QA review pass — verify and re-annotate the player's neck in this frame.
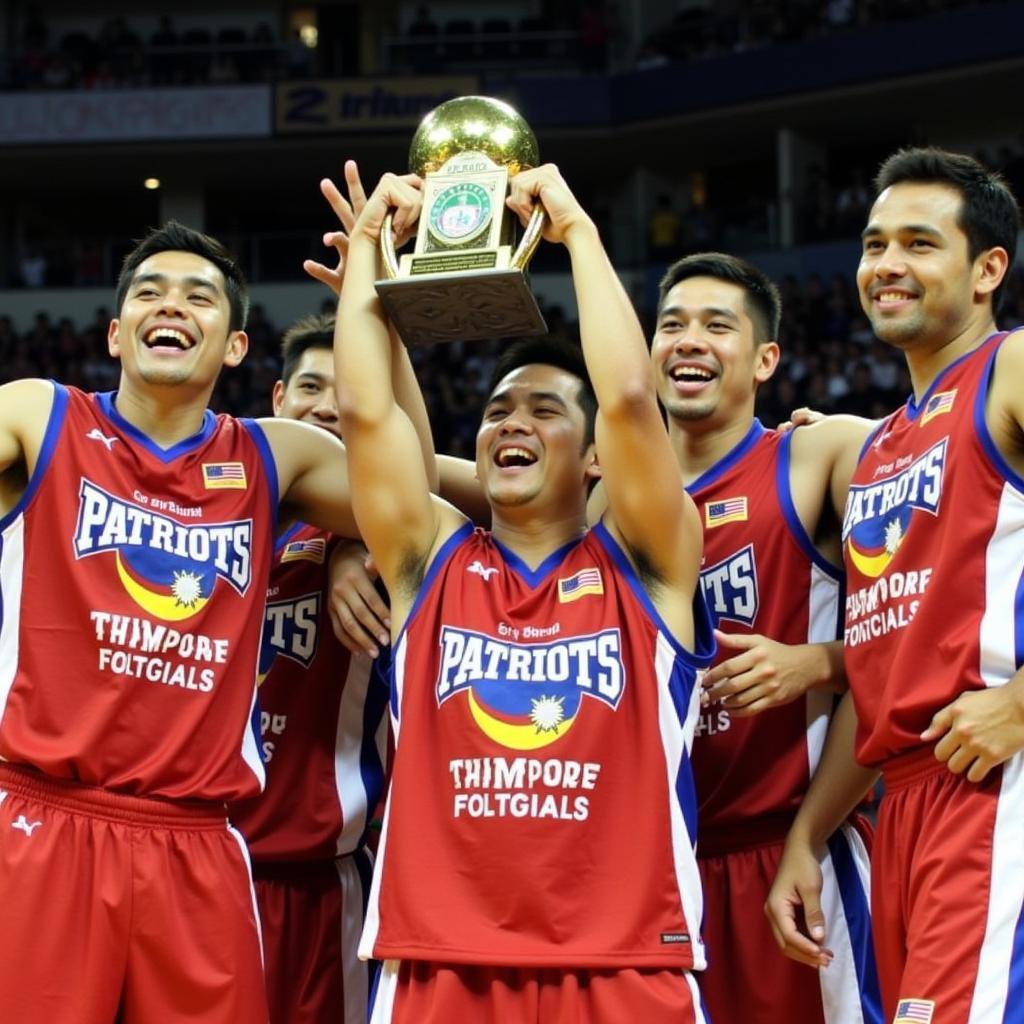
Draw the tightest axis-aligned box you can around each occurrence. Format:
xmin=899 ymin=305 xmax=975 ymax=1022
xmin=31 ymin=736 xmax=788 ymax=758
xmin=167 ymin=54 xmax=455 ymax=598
xmin=904 ymin=314 xmax=999 ymax=402
xmin=114 ymin=380 xmax=214 ymax=449
xmin=668 ymin=414 xmax=756 ymax=486
xmin=490 ymin=509 xmax=588 ymax=570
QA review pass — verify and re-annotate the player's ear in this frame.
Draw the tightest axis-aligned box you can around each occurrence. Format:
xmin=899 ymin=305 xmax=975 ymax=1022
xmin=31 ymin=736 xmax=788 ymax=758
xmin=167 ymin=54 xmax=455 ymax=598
xmin=271 ymin=379 xmax=285 ymax=416
xmin=584 ymin=447 xmax=602 ymax=482
xmin=224 ymin=330 xmax=248 ymax=368
xmin=107 ymin=318 xmax=122 ymax=358
xmin=754 ymin=341 xmax=780 ymax=384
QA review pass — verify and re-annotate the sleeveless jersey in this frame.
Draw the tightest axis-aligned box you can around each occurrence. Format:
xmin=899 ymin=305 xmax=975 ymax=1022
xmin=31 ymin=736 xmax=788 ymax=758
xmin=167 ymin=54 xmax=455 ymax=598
xmin=843 ymin=331 xmax=1024 ymax=767
xmin=689 ymin=423 xmax=842 ymax=834
xmin=0 ymin=385 xmax=276 ymax=801
xmin=361 ymin=521 xmax=715 ymax=969
xmin=230 ymin=523 xmax=389 ymax=861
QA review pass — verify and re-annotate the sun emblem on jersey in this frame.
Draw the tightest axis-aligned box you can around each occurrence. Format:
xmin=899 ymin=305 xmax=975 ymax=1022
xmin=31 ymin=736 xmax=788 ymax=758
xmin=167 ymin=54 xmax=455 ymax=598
xmin=530 ymin=695 xmax=566 ymax=733
xmin=884 ymin=518 xmax=904 ymax=556
xmin=170 ymin=570 xmax=205 ymax=608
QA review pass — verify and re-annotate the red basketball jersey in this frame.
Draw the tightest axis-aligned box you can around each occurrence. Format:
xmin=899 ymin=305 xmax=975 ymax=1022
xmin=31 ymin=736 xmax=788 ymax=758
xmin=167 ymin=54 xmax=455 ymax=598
xmin=361 ymin=522 xmax=715 ymax=969
xmin=230 ymin=523 xmax=389 ymax=861
xmin=0 ymin=385 xmax=275 ymax=801
xmin=843 ymin=331 xmax=1024 ymax=767
xmin=689 ymin=424 xmax=842 ymax=834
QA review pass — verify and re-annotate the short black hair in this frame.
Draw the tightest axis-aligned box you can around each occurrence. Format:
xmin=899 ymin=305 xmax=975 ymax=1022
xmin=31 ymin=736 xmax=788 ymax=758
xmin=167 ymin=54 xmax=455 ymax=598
xmin=486 ymin=337 xmax=597 ymax=447
xmin=874 ymin=147 xmax=1021 ymax=311
xmin=658 ymin=252 xmax=782 ymax=342
xmin=116 ymin=220 xmax=250 ymax=331
xmin=280 ymin=314 xmax=335 ymax=384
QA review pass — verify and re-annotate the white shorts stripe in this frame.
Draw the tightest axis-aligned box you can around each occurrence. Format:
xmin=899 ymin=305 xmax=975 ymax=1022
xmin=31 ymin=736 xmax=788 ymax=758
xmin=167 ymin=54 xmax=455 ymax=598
xmin=368 ymin=959 xmax=400 ymax=1024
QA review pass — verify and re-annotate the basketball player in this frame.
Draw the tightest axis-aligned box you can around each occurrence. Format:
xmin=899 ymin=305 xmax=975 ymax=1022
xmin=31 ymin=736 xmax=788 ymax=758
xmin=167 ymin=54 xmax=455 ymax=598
xmin=0 ymin=215 xmax=406 ymax=1022
xmin=766 ymin=147 xmax=1024 ymax=1024
xmin=335 ymin=165 xmax=713 ymax=1023
xmin=228 ymin=314 xmax=391 ymax=1024
xmin=640 ymin=252 xmax=880 ymax=1023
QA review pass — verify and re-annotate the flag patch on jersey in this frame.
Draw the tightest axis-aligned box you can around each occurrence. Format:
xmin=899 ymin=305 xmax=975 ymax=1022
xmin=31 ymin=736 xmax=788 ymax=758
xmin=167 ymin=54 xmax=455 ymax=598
xmin=281 ymin=538 xmax=326 ymax=564
xmin=558 ymin=568 xmax=603 ymax=603
xmin=920 ymin=389 xmax=956 ymax=426
xmin=202 ymin=462 xmax=247 ymax=489
xmin=894 ymin=999 xmax=935 ymax=1023
xmin=705 ymin=497 xmax=748 ymax=528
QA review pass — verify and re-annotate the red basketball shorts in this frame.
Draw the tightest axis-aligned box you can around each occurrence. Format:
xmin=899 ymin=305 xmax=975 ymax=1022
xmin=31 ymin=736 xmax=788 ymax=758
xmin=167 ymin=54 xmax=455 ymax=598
xmin=698 ymin=815 xmax=881 ymax=1023
xmin=369 ymin=960 xmax=708 ymax=1024
xmin=0 ymin=762 xmax=267 ymax=1024
xmin=254 ymin=849 xmax=375 ymax=1024
xmin=872 ymin=748 xmax=1024 ymax=1024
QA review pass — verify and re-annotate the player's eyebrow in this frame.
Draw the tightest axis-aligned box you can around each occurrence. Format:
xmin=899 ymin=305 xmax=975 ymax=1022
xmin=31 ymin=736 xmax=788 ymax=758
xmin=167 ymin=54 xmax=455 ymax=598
xmin=861 ymin=223 xmax=944 ymax=240
xmin=658 ymin=304 xmax=740 ymax=323
xmin=131 ymin=271 xmax=222 ymax=293
xmin=485 ymin=388 xmax=569 ymax=409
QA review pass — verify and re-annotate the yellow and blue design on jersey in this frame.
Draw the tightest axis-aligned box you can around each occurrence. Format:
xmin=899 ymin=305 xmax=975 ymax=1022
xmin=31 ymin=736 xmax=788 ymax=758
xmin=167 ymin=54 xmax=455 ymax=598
xmin=73 ymin=478 xmax=254 ymax=621
xmin=435 ymin=625 xmax=625 ymax=751
xmin=843 ymin=439 xmax=946 ymax=578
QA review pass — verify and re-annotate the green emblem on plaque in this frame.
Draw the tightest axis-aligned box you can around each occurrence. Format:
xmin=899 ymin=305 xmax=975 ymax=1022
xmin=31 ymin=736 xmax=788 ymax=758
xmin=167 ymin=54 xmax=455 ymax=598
xmin=429 ymin=183 xmax=492 ymax=243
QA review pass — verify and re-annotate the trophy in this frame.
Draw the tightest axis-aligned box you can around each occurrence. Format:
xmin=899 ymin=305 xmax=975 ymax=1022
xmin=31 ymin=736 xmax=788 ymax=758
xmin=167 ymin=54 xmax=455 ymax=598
xmin=375 ymin=95 xmax=548 ymax=347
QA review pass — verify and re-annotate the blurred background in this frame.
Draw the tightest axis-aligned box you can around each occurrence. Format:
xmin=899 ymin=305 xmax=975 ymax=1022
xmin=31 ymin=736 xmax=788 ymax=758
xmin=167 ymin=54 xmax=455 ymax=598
xmin=2 ymin=0 xmax=1023 ymax=454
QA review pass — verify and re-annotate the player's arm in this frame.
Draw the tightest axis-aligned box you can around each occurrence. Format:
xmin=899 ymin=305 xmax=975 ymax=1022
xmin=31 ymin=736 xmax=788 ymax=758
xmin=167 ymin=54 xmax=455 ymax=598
xmin=0 ymin=379 xmax=56 ymax=504
xmin=507 ymin=166 xmax=700 ymax=598
xmin=437 ymin=454 xmax=489 ymax=526
xmin=335 ymin=172 xmax=463 ymax=606
xmin=765 ymin=692 xmax=879 ymax=966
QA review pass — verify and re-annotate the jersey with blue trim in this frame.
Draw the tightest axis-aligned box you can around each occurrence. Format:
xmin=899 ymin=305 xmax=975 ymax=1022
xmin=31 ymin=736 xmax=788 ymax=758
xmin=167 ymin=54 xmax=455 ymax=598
xmin=844 ymin=331 xmax=1024 ymax=767
xmin=360 ymin=522 xmax=715 ymax=968
xmin=229 ymin=523 xmax=389 ymax=861
xmin=0 ymin=385 xmax=276 ymax=801
xmin=690 ymin=423 xmax=842 ymax=835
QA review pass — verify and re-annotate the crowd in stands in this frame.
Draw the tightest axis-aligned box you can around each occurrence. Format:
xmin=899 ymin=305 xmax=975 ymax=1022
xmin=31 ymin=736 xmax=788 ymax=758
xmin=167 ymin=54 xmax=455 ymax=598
xmin=4 ymin=266 xmax=1022 ymax=454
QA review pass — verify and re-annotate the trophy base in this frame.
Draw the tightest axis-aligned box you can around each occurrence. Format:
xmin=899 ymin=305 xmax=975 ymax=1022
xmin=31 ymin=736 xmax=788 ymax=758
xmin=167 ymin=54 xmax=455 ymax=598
xmin=375 ymin=268 xmax=548 ymax=348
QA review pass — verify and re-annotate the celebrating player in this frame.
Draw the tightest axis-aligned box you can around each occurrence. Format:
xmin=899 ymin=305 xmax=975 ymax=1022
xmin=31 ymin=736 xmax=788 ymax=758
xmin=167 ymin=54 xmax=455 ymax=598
xmin=647 ymin=251 xmax=882 ymax=1023
xmin=767 ymin=147 xmax=1024 ymax=1024
xmin=335 ymin=165 xmax=713 ymax=1022
xmin=0 ymin=219 xmax=374 ymax=1022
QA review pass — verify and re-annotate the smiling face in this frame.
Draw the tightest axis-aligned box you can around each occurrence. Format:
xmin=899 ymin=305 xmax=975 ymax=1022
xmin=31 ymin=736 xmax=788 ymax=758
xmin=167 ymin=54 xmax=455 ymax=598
xmin=857 ymin=182 xmax=980 ymax=352
xmin=272 ymin=346 xmax=341 ymax=440
xmin=651 ymin=275 xmax=778 ymax=428
xmin=476 ymin=363 xmax=597 ymax=512
xmin=107 ymin=250 xmax=247 ymax=390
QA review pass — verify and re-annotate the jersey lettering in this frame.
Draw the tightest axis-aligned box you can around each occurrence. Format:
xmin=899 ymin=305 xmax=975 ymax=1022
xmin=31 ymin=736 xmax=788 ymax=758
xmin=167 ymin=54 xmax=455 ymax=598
xmin=262 ymin=593 xmax=321 ymax=668
xmin=700 ymin=544 xmax=759 ymax=627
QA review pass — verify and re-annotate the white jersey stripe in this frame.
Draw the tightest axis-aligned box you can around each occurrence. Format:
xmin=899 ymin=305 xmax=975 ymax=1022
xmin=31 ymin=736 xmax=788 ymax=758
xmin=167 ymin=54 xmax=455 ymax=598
xmin=805 ymin=561 xmax=842 ymax=779
xmin=0 ymin=517 xmax=26 ymax=738
xmin=968 ymin=751 xmax=1024 ymax=1022
xmin=655 ymin=630 xmax=706 ymax=969
xmin=978 ymin=484 xmax=1024 ymax=688
xmin=334 ymin=654 xmax=374 ymax=854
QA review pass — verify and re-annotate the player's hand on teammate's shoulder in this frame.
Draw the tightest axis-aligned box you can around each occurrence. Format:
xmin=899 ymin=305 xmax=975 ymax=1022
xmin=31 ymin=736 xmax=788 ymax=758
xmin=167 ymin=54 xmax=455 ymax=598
xmin=327 ymin=540 xmax=390 ymax=658
xmin=506 ymin=164 xmax=594 ymax=246
xmin=701 ymin=632 xmax=839 ymax=716
xmin=764 ymin=834 xmax=834 ymax=970
xmin=775 ymin=405 xmax=825 ymax=434
xmin=921 ymin=682 xmax=1024 ymax=783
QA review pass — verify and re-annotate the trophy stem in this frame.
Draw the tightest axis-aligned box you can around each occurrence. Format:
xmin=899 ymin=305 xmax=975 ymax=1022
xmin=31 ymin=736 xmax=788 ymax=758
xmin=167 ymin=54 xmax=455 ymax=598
xmin=380 ymin=213 xmax=400 ymax=280
xmin=511 ymin=206 xmax=546 ymax=272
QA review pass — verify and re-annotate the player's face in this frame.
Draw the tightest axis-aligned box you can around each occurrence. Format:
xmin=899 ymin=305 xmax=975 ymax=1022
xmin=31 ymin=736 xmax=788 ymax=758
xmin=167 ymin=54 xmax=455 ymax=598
xmin=476 ymin=364 xmax=596 ymax=510
xmin=272 ymin=347 xmax=341 ymax=440
xmin=857 ymin=182 xmax=978 ymax=351
xmin=108 ymin=250 xmax=247 ymax=389
xmin=651 ymin=276 xmax=777 ymax=426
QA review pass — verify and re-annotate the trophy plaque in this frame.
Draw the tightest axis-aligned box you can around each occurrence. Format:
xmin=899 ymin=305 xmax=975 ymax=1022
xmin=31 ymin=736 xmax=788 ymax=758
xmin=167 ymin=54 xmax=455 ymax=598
xmin=375 ymin=95 xmax=548 ymax=347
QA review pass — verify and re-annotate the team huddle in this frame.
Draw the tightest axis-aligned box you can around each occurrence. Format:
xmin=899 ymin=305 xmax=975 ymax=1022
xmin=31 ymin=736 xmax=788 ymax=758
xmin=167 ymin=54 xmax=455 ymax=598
xmin=0 ymin=146 xmax=1021 ymax=1024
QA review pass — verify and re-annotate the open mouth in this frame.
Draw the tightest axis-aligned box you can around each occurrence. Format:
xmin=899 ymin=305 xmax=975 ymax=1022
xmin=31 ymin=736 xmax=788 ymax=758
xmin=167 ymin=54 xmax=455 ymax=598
xmin=494 ymin=445 xmax=538 ymax=468
xmin=669 ymin=364 xmax=718 ymax=388
xmin=143 ymin=326 xmax=195 ymax=351
xmin=872 ymin=289 xmax=917 ymax=306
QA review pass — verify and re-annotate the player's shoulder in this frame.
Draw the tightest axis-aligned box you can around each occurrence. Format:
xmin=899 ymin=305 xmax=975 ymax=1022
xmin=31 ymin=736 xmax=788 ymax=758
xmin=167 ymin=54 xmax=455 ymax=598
xmin=0 ymin=378 xmax=58 ymax=428
xmin=788 ymin=414 xmax=877 ymax=468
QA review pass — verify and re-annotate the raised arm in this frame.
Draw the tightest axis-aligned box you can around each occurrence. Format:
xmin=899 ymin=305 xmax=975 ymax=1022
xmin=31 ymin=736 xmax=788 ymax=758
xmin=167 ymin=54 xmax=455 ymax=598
xmin=507 ymin=167 xmax=700 ymax=599
xmin=335 ymin=173 xmax=463 ymax=611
